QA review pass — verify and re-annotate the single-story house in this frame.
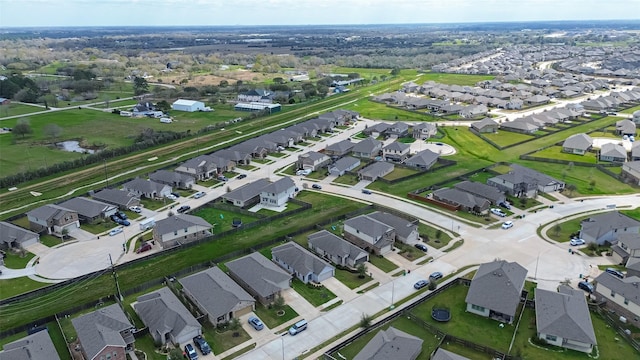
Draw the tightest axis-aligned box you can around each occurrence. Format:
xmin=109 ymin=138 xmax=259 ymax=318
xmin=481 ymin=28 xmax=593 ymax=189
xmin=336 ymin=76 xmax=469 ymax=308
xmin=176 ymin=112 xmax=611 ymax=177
xmin=222 ymin=178 xmax=271 ymax=208
xmin=328 ymin=156 xmax=361 ymax=176
xmin=133 ymin=287 xmax=202 ymax=346
xmin=465 ymin=260 xmax=527 ymax=324
xmin=226 ymin=252 xmax=291 ymax=305
xmin=175 ymin=155 xmax=218 ymax=181
xmin=460 ymin=104 xmax=488 ymax=119
xmin=91 ymin=188 xmax=140 ymax=210
xmin=297 ymin=151 xmax=331 ymax=171
xmin=616 ymin=119 xmax=637 ymax=137
xmin=594 ymin=273 xmax=640 ymax=328
xmin=58 ymin=197 xmax=117 ymax=223
xmin=71 ymin=304 xmax=136 ymax=360
xmin=487 ymin=164 xmax=564 ymax=198
xmin=525 ymin=95 xmax=550 ymax=106
xmin=358 ymin=162 xmax=395 ymax=181
xmin=353 ymin=327 xmax=423 ymax=360
xmin=237 ymin=89 xmax=273 ymax=103
xmin=272 ymin=242 xmax=335 ymax=284
xmin=470 ymin=118 xmax=499 ymax=133
xmin=500 ymin=120 xmax=539 ymax=134
xmin=599 ymin=143 xmax=627 ymax=163
xmin=412 ymin=123 xmax=438 ymax=139
xmin=307 ymin=230 xmax=369 ymax=268
xmin=431 ymin=188 xmax=491 ymax=214
xmin=404 ymin=149 xmax=439 ymax=170
xmin=0 ymin=222 xmax=40 ymax=250
xmin=632 ymin=143 xmax=640 ymax=161
xmin=382 ymin=141 xmax=411 ymax=162
xmin=431 ymin=348 xmax=470 ymax=360
xmin=367 ymin=211 xmax=419 ymax=244
xmin=26 ymin=204 xmax=80 ymax=236
xmin=621 ymin=161 xmax=640 ymax=185
xmin=260 ymin=176 xmax=297 ymax=208
xmin=153 ymin=214 xmax=213 ymax=248
xmin=149 ymin=170 xmax=195 ymax=190
xmin=562 ymin=133 xmax=593 ymax=155
xmin=535 ymin=287 xmax=597 ymax=353
xmin=362 ymin=122 xmax=392 ymax=138
xmin=0 ymin=329 xmax=61 ymax=360
xmin=172 ymin=99 xmax=206 ymax=112
xmin=180 ymin=267 xmax=255 ymax=326
xmin=122 ymin=178 xmax=172 ymax=199
xmin=454 ymin=180 xmax=506 ymax=205
xmin=351 ymin=137 xmax=383 ymax=159
xmin=579 ymin=211 xmax=640 ymax=245
xmin=325 ymin=139 xmax=354 ymax=157
xmin=343 ymin=215 xmax=395 ymax=255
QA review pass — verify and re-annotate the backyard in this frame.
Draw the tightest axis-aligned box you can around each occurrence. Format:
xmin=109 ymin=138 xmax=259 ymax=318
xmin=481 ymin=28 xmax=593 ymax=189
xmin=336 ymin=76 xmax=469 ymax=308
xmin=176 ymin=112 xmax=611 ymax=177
xmin=482 ymin=131 xmax=535 ymax=148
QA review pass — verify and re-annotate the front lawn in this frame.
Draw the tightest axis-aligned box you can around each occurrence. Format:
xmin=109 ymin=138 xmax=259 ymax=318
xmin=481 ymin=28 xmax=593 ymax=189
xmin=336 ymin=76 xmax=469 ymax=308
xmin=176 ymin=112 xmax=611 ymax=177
xmin=2 ymin=251 xmax=35 ymax=269
xmin=332 ymin=174 xmax=360 ymax=186
xmin=368 ymin=255 xmax=399 ymax=273
xmin=204 ymin=322 xmax=251 ymax=355
xmin=547 ymin=216 xmax=588 ymax=243
xmin=419 ymin=222 xmax=453 ymax=248
xmin=507 ymin=195 xmax=543 ymax=210
xmin=40 ymin=234 xmax=64 ymax=247
xmin=290 ymin=279 xmax=337 ymax=307
xmin=334 ymin=267 xmax=373 ymax=289
xmin=253 ymin=302 xmax=299 ymax=329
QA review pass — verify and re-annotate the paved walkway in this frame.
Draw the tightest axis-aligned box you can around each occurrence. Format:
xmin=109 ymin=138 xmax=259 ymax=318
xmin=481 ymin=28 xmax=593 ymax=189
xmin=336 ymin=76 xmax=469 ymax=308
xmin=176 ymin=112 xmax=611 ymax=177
xmin=321 ymin=277 xmax=357 ymax=303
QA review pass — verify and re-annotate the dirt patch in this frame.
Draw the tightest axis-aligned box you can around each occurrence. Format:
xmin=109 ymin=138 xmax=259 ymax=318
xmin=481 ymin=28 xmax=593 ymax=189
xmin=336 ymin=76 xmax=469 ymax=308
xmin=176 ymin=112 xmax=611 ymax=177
xmin=156 ymin=70 xmax=273 ymax=87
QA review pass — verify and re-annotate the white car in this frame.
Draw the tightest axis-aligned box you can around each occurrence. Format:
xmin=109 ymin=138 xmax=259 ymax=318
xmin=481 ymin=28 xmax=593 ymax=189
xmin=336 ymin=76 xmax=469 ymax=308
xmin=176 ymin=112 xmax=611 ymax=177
xmin=491 ymin=208 xmax=506 ymax=217
xmin=128 ymin=206 xmax=142 ymax=213
xmin=570 ymin=238 xmax=586 ymax=246
xmin=501 ymin=221 xmax=513 ymax=229
xmin=166 ymin=194 xmax=177 ymax=200
xmin=109 ymin=227 xmax=124 ymax=236
xmin=193 ymin=191 xmax=206 ymax=199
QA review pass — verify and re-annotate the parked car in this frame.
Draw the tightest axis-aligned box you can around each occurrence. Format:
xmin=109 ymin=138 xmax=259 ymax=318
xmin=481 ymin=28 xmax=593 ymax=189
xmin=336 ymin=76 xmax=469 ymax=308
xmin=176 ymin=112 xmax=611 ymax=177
xmin=129 ymin=206 xmax=142 ymax=213
xmin=238 ymin=174 xmax=247 ymax=179
xmin=312 ymin=184 xmax=322 ymax=189
xmin=166 ymin=194 xmax=177 ymax=200
xmin=116 ymin=211 xmax=127 ymax=220
xmin=177 ymin=205 xmax=191 ymax=214
xmin=491 ymin=208 xmax=506 ymax=217
xmin=414 ymin=280 xmax=429 ymax=290
xmin=109 ymin=227 xmax=123 ymax=236
xmin=136 ymin=242 xmax=152 ymax=254
xmin=570 ymin=238 xmax=586 ymax=246
xmin=193 ymin=191 xmax=206 ymax=199
xmin=119 ymin=219 xmax=131 ymax=227
xmin=248 ymin=316 xmax=264 ymax=331
xmin=362 ymin=189 xmax=372 ymax=195
xmin=184 ymin=344 xmax=198 ymax=360
xmin=498 ymin=202 xmax=511 ymax=210
xmin=288 ymin=319 xmax=307 ymax=335
xmin=171 ymin=192 xmax=180 ymax=198
xmin=218 ymin=176 xmax=228 ymax=181
xmin=110 ymin=214 xmax=121 ymax=223
xmin=578 ymin=281 xmax=594 ymax=293
xmin=192 ymin=335 xmax=211 ymax=355
xmin=429 ymin=272 xmax=443 ymax=280
xmin=414 ymin=243 xmax=428 ymax=252
xmin=501 ymin=221 xmax=513 ymax=229
xmin=605 ymin=268 xmax=625 ymax=279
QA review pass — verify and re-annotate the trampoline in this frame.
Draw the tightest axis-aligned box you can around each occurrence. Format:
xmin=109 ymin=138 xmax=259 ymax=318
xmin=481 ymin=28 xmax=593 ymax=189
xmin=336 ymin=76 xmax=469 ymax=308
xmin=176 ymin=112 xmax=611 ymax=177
xmin=431 ymin=307 xmax=451 ymax=322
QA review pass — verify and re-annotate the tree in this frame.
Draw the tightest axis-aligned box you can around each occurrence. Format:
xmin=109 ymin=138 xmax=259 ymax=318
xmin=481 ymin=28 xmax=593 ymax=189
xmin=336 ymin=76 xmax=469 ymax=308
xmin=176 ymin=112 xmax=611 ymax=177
xmin=356 ymin=263 xmax=368 ymax=279
xmin=588 ymin=180 xmax=596 ymax=190
xmin=44 ymin=124 xmax=63 ymax=143
xmin=13 ymin=118 xmax=33 ymax=138
xmin=133 ymin=76 xmax=149 ymax=95
xmin=274 ymin=293 xmax=285 ymax=309
xmin=565 ymin=184 xmax=577 ymax=196
xmin=390 ymin=68 xmax=401 ymax=76
xmin=273 ymin=77 xmax=284 ymax=84
xmin=359 ymin=313 xmax=372 ymax=328
xmin=156 ymin=100 xmax=171 ymax=113
xmin=168 ymin=348 xmax=183 ymax=360
xmin=229 ymin=318 xmax=240 ymax=331
xmin=553 ymin=224 xmax=562 ymax=237
xmin=219 ymin=80 xmax=229 ymax=87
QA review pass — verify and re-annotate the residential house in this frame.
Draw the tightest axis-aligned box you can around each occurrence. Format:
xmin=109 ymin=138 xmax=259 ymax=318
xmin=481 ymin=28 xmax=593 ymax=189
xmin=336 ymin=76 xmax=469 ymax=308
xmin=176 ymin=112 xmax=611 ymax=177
xmin=343 ymin=215 xmax=395 ymax=255
xmin=627 ymin=258 xmax=640 ymax=278
xmin=153 ymin=214 xmax=213 ymax=248
xmin=579 ymin=211 xmax=640 ymax=245
xmin=172 ymin=99 xmax=206 ymax=112
xmin=358 ymin=162 xmax=395 ymax=181
xmin=149 ymin=170 xmax=195 ymax=190
xmin=26 ymin=204 xmax=79 ymax=236
xmin=525 ymin=95 xmax=550 ymax=106
xmin=633 ymin=110 xmax=640 ymax=126
xmin=222 ymin=178 xmax=271 ymax=208
xmin=180 ymin=267 xmax=255 ymax=326
xmin=91 ymin=188 xmax=140 ymax=210
xmin=226 ymin=252 xmax=291 ymax=305
xmin=0 ymin=329 xmax=60 ymax=360
xmin=58 ymin=197 xmax=117 ymax=223
xmin=328 ymin=156 xmax=361 ymax=176
xmin=431 ymin=348 xmax=470 ymax=360
xmin=470 ymin=118 xmax=499 ymax=133
xmin=594 ymin=273 xmax=640 ymax=328
xmin=122 ymin=178 xmax=172 ymax=199
xmin=132 ymin=101 xmax=157 ymax=116
xmin=353 ymin=327 xmax=423 ymax=360
xmin=460 ymin=104 xmax=488 ymax=119
xmin=386 ymin=122 xmax=409 ymax=138
xmin=383 ymin=141 xmax=411 ymax=162
xmin=237 ymin=89 xmax=273 ymax=103
xmin=616 ymin=119 xmax=637 ymax=137
xmin=404 ymin=149 xmax=439 ymax=170
xmin=611 ymin=234 xmax=640 ymax=266
xmin=325 ymin=140 xmax=354 ymax=158
xmin=599 ymin=143 xmax=627 ymax=163
xmin=297 ymin=151 xmax=331 ymax=171
xmin=487 ymin=164 xmax=564 ymax=198
xmin=412 ymin=123 xmax=438 ymax=140
xmin=351 ymin=138 xmax=383 ymax=159
xmin=465 ymin=260 xmax=527 ymax=324
xmin=260 ymin=177 xmax=297 ymax=207
xmin=621 ymin=161 xmax=640 ymax=185
xmin=439 ymin=104 xmax=464 ymax=115
xmin=71 ymin=304 xmax=135 ymax=360
xmin=632 ymin=143 xmax=640 ymax=161
xmin=0 ymin=222 xmax=40 ymax=250
xmin=271 ymin=242 xmax=335 ymax=284
xmin=454 ymin=180 xmax=506 ymax=205
xmin=505 ymin=98 xmax=524 ymax=110
xmin=535 ymin=287 xmax=597 ymax=353
xmin=562 ymin=133 xmax=593 ymax=155
xmin=175 ymin=155 xmax=218 ymax=181
xmin=133 ymin=287 xmax=202 ymax=345
xmin=431 ymin=188 xmax=491 ymax=214
xmin=367 ymin=211 xmax=419 ymax=244
xmin=308 ymin=230 xmax=369 ymax=268
xmin=0 ymin=97 xmax=11 ymax=106
xmin=215 ymin=149 xmax=252 ymax=166
xmin=362 ymin=122 xmax=392 ymax=138
xmin=500 ymin=120 xmax=539 ymax=134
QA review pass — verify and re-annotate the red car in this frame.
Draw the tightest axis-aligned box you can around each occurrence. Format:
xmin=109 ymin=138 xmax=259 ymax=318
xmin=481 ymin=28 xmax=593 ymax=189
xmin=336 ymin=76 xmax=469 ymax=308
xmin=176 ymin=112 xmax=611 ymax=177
xmin=136 ymin=242 xmax=152 ymax=254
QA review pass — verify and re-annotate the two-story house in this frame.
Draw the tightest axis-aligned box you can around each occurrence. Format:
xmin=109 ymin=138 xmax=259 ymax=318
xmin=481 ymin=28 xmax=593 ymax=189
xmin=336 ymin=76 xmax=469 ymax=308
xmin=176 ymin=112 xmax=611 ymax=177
xmin=297 ymin=151 xmax=331 ymax=171
xmin=260 ymin=177 xmax=297 ymax=208
xmin=382 ymin=141 xmax=411 ymax=162
xmin=71 ymin=304 xmax=136 ymax=360
xmin=26 ymin=204 xmax=80 ymax=236
xmin=153 ymin=214 xmax=213 ymax=248
xmin=343 ymin=215 xmax=395 ymax=255
xmin=308 ymin=230 xmax=369 ymax=268
xmin=594 ymin=273 xmax=640 ymax=328
xmin=579 ymin=211 xmax=640 ymax=245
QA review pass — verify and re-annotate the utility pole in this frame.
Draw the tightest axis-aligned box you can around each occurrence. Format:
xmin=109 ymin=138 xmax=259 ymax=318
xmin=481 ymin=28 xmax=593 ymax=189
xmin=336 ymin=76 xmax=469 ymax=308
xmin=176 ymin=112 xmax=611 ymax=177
xmin=534 ymin=253 xmax=540 ymax=280
xmin=103 ymin=159 xmax=109 ymax=187
xmin=109 ymin=254 xmax=123 ymax=301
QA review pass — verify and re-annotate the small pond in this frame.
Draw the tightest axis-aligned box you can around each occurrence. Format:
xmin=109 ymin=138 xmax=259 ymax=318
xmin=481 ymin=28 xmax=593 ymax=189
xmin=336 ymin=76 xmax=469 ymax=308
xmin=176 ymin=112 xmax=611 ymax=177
xmin=57 ymin=140 xmax=96 ymax=154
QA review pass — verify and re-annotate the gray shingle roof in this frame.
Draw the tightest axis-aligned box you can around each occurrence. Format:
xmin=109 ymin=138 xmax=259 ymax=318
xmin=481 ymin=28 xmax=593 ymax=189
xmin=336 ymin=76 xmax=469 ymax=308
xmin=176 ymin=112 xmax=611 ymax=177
xmin=383 ymin=141 xmax=410 ymax=152
xmin=149 ymin=170 xmax=194 ymax=185
xmin=308 ymin=230 xmax=368 ymax=263
xmin=431 ymin=348 xmax=470 ymax=360
xmin=180 ymin=267 xmax=254 ymax=319
xmin=345 ymin=215 xmax=394 ymax=242
xmin=58 ymin=197 xmax=116 ymax=218
xmin=600 ymin=143 xmax=627 ymax=159
xmin=92 ymin=188 xmax=139 ymax=207
xmin=454 ymin=181 xmax=504 ymax=204
xmin=261 ymin=177 xmax=295 ymax=195
xmin=272 ymin=242 xmax=334 ymax=277
xmin=465 ymin=260 xmax=527 ymax=318
xmin=358 ymin=162 xmax=394 ymax=178
xmin=299 ymin=151 xmax=328 ymax=162
xmin=562 ymin=133 xmax=593 ymax=151
xmin=325 ymin=139 xmax=354 ymax=153
xmin=352 ymin=137 xmax=382 ymax=154
xmin=133 ymin=287 xmax=201 ymax=343
xmin=471 ymin=118 xmax=498 ymax=131
xmin=123 ymin=178 xmax=170 ymax=194
xmin=0 ymin=329 xmax=61 ymax=360
xmin=223 ymin=178 xmax=271 ymax=203
xmin=331 ymin=156 xmax=360 ymax=173
xmin=617 ymin=233 xmax=640 ymax=251
xmin=432 ymin=188 xmax=490 ymax=209
xmin=155 ymin=214 xmax=212 ymax=236
xmin=26 ymin=204 xmax=75 ymax=222
xmin=404 ymin=149 xmax=439 ymax=168
xmin=0 ymin=222 xmax=39 ymax=246
xmin=353 ymin=326 xmax=423 ymax=360
xmin=366 ymin=212 xmax=417 ymax=241
xmin=595 ymin=274 xmax=640 ymax=307
xmin=494 ymin=164 xmax=563 ymax=188
xmin=581 ymin=211 xmax=640 ymax=241
xmin=226 ymin=253 xmax=291 ymax=298
xmin=71 ymin=304 xmax=134 ymax=360
xmin=535 ymin=287 xmax=597 ymax=345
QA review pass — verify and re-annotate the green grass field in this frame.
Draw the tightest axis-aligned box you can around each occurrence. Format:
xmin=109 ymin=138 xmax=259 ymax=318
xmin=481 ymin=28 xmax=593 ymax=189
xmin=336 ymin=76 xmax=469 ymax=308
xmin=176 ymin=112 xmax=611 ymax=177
xmin=290 ymin=279 xmax=337 ymax=307
xmin=192 ymin=205 xmax=262 ymax=233
xmin=415 ymin=73 xmax=495 ymax=86
xmin=530 ymin=146 xmax=598 ymax=164
xmin=0 ymin=103 xmax=47 ymax=118
xmin=482 ymin=130 xmax=535 ymax=147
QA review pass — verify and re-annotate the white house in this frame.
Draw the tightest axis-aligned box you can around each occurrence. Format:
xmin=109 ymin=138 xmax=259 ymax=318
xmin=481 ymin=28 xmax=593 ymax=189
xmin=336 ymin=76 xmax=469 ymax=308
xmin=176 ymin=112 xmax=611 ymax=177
xmin=260 ymin=177 xmax=296 ymax=207
xmin=172 ymin=99 xmax=206 ymax=112
xmin=153 ymin=214 xmax=213 ymax=248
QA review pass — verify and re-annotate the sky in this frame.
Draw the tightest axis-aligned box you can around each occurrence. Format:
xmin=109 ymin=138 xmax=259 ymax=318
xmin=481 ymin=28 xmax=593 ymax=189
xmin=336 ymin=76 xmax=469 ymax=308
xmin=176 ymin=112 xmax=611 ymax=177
xmin=0 ymin=0 xmax=638 ymax=28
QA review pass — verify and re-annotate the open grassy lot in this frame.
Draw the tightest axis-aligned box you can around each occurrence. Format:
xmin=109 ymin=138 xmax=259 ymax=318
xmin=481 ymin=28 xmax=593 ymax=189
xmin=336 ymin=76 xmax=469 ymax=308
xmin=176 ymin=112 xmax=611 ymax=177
xmin=192 ymin=205 xmax=262 ymax=233
xmin=290 ymin=278 xmax=337 ymax=307
xmin=415 ymin=73 xmax=495 ymax=86
xmin=0 ymin=103 xmax=47 ymax=118
xmin=530 ymin=146 xmax=598 ymax=163
xmin=620 ymin=105 xmax=640 ymax=114
xmin=482 ymin=131 xmax=535 ymax=147
xmin=253 ymin=302 xmax=299 ymax=329
xmin=382 ymin=166 xmax=420 ymax=180
xmin=0 ymin=276 xmax=53 ymax=299
xmin=169 ymin=104 xmax=249 ymax=124
xmin=345 ymin=98 xmax=438 ymax=122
